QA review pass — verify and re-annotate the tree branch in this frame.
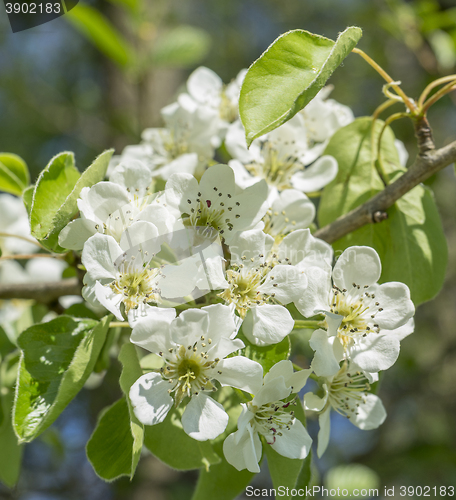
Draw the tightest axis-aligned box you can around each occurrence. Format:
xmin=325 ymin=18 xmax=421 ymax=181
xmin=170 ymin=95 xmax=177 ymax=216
xmin=0 ymin=278 xmax=82 ymax=303
xmin=314 ymin=139 xmax=456 ymax=244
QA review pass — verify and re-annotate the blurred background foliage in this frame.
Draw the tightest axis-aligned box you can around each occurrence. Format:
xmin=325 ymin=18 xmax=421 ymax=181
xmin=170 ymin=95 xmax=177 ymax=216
xmin=0 ymin=0 xmax=455 ymax=498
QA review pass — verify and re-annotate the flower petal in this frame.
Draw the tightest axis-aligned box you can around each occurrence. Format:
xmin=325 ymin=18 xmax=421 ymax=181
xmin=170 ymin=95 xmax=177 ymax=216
xmin=309 ymin=329 xmax=342 ymax=377
xmin=223 ymin=424 xmax=262 ymax=473
xmin=369 ymin=282 xmax=415 ymax=330
xmin=317 ymin=409 xmax=331 ymax=458
xmin=129 ymin=306 xmax=176 ymax=353
xmin=242 ymin=305 xmax=294 ymax=346
xmin=181 ymin=393 xmax=228 ymax=441
xmin=349 ymin=334 xmax=400 ymax=373
xmin=129 ymin=372 xmax=173 ymax=426
xmin=349 ymin=393 xmax=386 ymax=430
xmin=291 ymin=155 xmax=338 ymax=192
xmin=333 ymin=246 xmax=381 ymax=291
xmin=215 ymin=356 xmax=264 ymax=394
xmin=270 ymin=418 xmax=312 ymax=460
xmin=296 ymin=265 xmax=332 ymax=317
xmin=82 ymin=233 xmax=123 ymax=281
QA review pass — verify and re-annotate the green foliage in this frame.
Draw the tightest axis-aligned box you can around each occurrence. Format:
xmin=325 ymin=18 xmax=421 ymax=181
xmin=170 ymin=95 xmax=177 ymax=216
xmin=29 ymin=149 xmax=113 ymax=252
xmin=239 ymin=27 xmax=362 ymax=145
xmin=0 ymin=153 xmax=30 ymax=196
xmin=22 ymin=185 xmax=34 ymax=216
xmin=263 ymin=399 xmax=310 ymax=496
xmin=13 ymin=316 xmax=111 ymax=443
xmin=66 ymin=5 xmax=133 ymax=67
xmin=30 ymin=152 xmax=80 ymax=241
xmin=318 ymin=117 xmax=448 ymax=305
xmin=151 ymin=26 xmax=212 ymax=68
xmin=86 ymin=398 xmax=139 ymax=481
xmin=238 ymin=331 xmax=291 ymax=374
xmin=0 ymin=353 xmax=23 ymax=487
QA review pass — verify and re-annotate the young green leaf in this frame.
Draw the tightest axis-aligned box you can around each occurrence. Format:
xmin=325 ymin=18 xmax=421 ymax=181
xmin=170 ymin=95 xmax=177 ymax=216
xmin=238 ymin=330 xmax=291 ymax=374
xmin=30 ymin=152 xmax=80 ymax=241
xmin=239 ymin=27 xmax=362 ymax=145
xmin=13 ymin=315 xmax=111 ymax=443
xmin=318 ymin=117 xmax=447 ymax=305
xmin=0 ymin=153 xmax=30 ymax=196
xmin=46 ymin=149 xmax=114 ymax=252
xmin=86 ymin=398 xmax=139 ymax=482
xmin=22 ymin=185 xmax=34 ymax=216
xmin=0 ymin=353 xmax=23 ymax=487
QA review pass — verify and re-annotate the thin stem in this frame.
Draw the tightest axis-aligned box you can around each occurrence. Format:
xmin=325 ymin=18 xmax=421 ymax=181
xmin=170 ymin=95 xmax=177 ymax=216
xmin=0 ymin=253 xmax=66 ymax=261
xmin=0 ymin=232 xmax=47 ymax=250
xmin=293 ymin=320 xmax=323 ymax=330
xmin=376 ymin=112 xmax=409 ymax=183
xmin=109 ymin=322 xmax=130 ymax=328
xmin=418 ymin=75 xmax=456 ymax=107
xmin=421 ymin=81 xmax=456 ymax=115
xmin=352 ymin=48 xmax=417 ymax=114
xmin=372 ymin=99 xmax=398 ymax=121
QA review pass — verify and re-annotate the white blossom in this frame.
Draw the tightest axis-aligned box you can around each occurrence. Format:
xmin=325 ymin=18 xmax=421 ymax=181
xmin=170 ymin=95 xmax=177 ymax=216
xmin=217 ymin=229 xmax=308 ymax=346
xmin=226 ymin=115 xmax=338 ymax=198
xmin=128 ymin=304 xmax=264 ymax=441
xmin=223 ymin=360 xmax=312 ymax=473
xmin=297 ymin=246 xmax=415 ymax=375
xmin=304 ymin=362 xmax=386 ymax=457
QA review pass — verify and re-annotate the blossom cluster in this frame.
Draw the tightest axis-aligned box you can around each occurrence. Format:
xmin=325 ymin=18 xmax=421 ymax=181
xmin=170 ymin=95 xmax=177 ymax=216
xmin=57 ymin=66 xmax=415 ymax=472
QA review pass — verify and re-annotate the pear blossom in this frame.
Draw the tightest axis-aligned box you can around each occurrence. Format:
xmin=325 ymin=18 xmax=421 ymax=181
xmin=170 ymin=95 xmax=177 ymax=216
xmin=304 ymin=362 xmax=386 ymax=457
xmin=223 ymin=360 xmax=312 ymax=473
xmin=217 ymin=229 xmax=308 ymax=346
xmin=59 ymin=160 xmax=176 ymax=251
xmin=163 ymin=163 xmax=268 ymax=243
xmin=186 ymin=66 xmax=246 ymax=126
xmin=128 ymin=304 xmax=264 ymax=441
xmin=262 ymin=189 xmax=316 ymax=242
xmin=81 ymin=222 xmax=202 ymax=320
xmin=297 ymin=246 xmax=415 ymax=374
xmin=226 ymin=115 xmax=338 ymax=198
xmin=299 ymin=86 xmax=354 ymax=144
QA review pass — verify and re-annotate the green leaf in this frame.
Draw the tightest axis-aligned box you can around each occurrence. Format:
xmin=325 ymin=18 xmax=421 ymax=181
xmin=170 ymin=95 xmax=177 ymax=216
xmin=0 ymin=354 xmax=23 ymax=487
xmin=13 ymin=316 xmax=111 ymax=443
xmin=30 ymin=152 xmax=80 ymax=241
xmin=264 ymin=400 xmax=309 ymax=495
xmin=66 ymin=5 xmax=133 ymax=67
xmin=86 ymin=398 xmax=138 ymax=481
xmin=239 ymin=27 xmax=362 ymax=146
xmin=151 ymin=26 xmax=211 ymax=68
xmin=318 ymin=117 xmax=448 ymax=305
xmin=238 ymin=330 xmax=291 ymax=374
xmin=46 ymin=149 xmax=114 ymax=252
xmin=117 ymin=343 xmax=144 ymax=477
xmin=22 ymin=185 xmax=34 ymax=216
xmin=143 ymin=407 xmax=220 ymax=471
xmin=0 ymin=153 xmax=29 ymax=196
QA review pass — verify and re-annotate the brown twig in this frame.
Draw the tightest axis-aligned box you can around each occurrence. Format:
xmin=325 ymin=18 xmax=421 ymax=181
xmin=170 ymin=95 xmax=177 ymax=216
xmin=0 ymin=278 xmax=82 ymax=303
xmin=314 ymin=139 xmax=456 ymax=244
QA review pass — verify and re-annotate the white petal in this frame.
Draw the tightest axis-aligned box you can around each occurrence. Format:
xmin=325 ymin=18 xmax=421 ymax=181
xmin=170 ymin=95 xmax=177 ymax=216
xmin=242 ymin=305 xmax=294 ymax=346
xmin=252 ymin=376 xmax=290 ymax=409
xmin=181 ymin=393 xmax=228 ymax=441
xmin=369 ymin=282 xmax=415 ymax=330
xmin=154 ymin=153 xmax=199 ymax=180
xmin=119 ymin=221 xmax=160 ymax=253
xmin=317 ymin=409 xmax=331 ymax=458
xmin=333 ymin=246 xmax=381 ymax=291
xmin=187 ymin=67 xmax=222 ymax=106
xmin=202 ymin=303 xmax=238 ymax=345
xmin=270 ymin=418 xmax=312 ymax=460
xmin=390 ymin=317 xmax=415 ymax=341
xmin=291 ymin=156 xmax=338 ymax=192
xmin=349 ymin=334 xmax=400 ymax=373
xmin=296 ymin=265 xmax=332 ymax=317
xmin=58 ymin=218 xmax=97 ymax=250
xmin=223 ymin=424 xmax=262 ymax=473
xmin=94 ymin=281 xmax=124 ymax=321
xmin=304 ymin=391 xmax=328 ymax=412
xmin=309 ymin=329 xmax=343 ymax=377
xmin=129 ymin=306 xmax=176 ymax=353
xmin=349 ymin=393 xmax=386 ymax=430
xmin=129 ymin=372 xmax=173 ymax=426
xmin=259 ymin=265 xmax=308 ymax=304
xmin=216 ymin=356 xmax=264 ymax=394
xmin=81 ymin=233 xmax=122 ymax=281
xmin=170 ymin=308 xmax=209 ymax=346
